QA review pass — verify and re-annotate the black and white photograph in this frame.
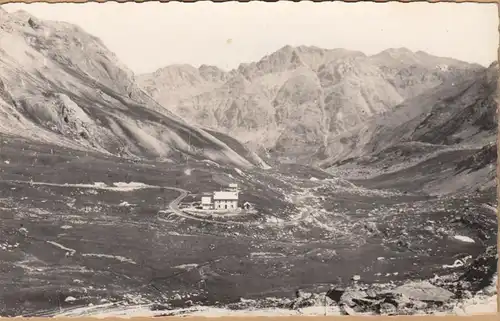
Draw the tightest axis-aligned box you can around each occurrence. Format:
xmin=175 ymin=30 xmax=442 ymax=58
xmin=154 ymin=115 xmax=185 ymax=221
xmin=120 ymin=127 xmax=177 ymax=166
xmin=0 ymin=0 xmax=498 ymax=317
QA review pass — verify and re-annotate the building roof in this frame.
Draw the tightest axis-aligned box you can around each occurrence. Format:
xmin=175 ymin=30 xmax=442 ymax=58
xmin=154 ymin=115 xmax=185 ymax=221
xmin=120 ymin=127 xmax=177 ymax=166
xmin=213 ymin=191 xmax=238 ymax=200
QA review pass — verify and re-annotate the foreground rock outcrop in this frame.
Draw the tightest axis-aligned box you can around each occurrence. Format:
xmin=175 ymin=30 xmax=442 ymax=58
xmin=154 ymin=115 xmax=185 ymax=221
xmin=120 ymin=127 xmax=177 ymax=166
xmin=269 ymin=243 xmax=497 ymax=316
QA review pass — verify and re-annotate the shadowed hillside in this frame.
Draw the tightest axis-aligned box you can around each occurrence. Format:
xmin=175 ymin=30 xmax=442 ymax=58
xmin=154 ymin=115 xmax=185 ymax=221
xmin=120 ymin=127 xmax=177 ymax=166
xmin=0 ymin=8 xmax=268 ymax=169
xmin=321 ymin=63 xmax=498 ymax=195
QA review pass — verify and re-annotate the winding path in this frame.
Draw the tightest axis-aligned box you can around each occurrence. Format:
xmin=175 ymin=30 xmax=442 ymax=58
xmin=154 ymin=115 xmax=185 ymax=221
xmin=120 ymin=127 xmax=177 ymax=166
xmin=2 ymin=179 xmax=260 ymax=226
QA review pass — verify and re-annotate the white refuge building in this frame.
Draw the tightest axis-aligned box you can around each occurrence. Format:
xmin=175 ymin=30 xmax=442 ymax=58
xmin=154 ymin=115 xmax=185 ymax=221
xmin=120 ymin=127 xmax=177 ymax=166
xmin=200 ymin=183 xmax=240 ymax=210
xmin=213 ymin=191 xmax=239 ymax=210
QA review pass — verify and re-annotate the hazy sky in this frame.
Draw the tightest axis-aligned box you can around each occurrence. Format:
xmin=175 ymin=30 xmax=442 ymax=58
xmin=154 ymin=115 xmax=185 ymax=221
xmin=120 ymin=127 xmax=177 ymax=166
xmin=3 ymin=2 xmax=499 ymax=74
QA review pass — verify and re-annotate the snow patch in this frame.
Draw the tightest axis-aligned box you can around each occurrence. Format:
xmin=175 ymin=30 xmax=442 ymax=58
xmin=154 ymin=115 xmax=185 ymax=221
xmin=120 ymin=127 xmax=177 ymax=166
xmin=453 ymin=235 xmax=475 ymax=243
xmin=443 ymin=256 xmax=472 ymax=269
xmin=16 ymin=180 xmax=159 ymax=192
xmin=234 ymin=168 xmax=245 ymax=176
xmin=81 ymin=253 xmax=136 ymax=264
xmin=110 ymin=182 xmax=157 ymax=191
xmin=250 ymin=252 xmax=286 ymax=259
xmin=173 ymin=263 xmax=199 ymax=270
xmin=46 ymin=240 xmax=76 ymax=255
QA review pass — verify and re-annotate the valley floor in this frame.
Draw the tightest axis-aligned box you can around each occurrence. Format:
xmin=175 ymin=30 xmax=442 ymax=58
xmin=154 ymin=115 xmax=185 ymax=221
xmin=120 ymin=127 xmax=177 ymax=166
xmin=0 ymin=136 xmax=497 ymax=316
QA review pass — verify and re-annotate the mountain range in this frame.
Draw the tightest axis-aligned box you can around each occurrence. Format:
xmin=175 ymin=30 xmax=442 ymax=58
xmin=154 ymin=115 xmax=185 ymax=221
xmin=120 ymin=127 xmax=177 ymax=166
xmin=137 ymin=44 xmax=488 ymax=164
xmin=0 ymin=7 xmax=497 ymax=179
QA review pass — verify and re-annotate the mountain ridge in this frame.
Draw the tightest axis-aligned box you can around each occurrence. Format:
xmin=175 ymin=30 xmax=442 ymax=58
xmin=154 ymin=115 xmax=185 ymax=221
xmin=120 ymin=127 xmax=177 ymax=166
xmin=0 ymin=8 xmax=269 ymax=170
xmin=138 ymin=44 xmax=485 ymax=163
xmin=0 ymin=8 xmax=495 ymax=175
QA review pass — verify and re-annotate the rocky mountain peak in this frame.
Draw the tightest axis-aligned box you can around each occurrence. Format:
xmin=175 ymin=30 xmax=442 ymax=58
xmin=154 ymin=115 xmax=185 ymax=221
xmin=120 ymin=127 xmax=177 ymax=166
xmin=198 ymin=64 xmax=228 ymax=82
xmin=380 ymin=47 xmax=415 ymax=56
xmin=370 ymin=47 xmax=425 ymax=66
xmin=487 ymin=61 xmax=498 ymax=69
xmin=151 ymin=64 xmax=204 ymax=86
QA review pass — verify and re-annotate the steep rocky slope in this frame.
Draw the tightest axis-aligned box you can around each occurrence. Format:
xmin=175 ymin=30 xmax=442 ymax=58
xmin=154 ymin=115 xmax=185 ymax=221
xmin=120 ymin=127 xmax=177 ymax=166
xmin=0 ymin=8 xmax=267 ymax=169
xmin=321 ymin=63 xmax=497 ymax=163
xmin=321 ymin=63 xmax=498 ymax=195
xmin=138 ymin=45 xmax=484 ymax=161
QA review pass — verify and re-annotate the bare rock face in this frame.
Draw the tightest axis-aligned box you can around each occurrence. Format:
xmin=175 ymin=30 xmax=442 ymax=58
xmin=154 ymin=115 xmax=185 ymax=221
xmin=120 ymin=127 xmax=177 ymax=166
xmin=325 ymin=62 xmax=497 ymax=163
xmin=318 ymin=62 xmax=497 ymax=194
xmin=138 ymin=45 xmax=483 ymax=163
xmin=0 ymin=9 xmax=268 ymax=169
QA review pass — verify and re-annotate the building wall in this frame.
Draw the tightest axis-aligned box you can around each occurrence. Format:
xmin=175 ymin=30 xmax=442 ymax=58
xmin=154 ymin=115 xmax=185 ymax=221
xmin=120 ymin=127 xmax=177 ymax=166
xmin=214 ymin=200 xmax=238 ymax=210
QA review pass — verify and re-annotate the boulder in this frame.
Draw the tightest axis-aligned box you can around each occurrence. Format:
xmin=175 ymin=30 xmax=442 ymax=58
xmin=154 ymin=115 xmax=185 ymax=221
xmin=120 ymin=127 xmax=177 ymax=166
xmin=378 ymin=302 xmax=397 ymax=315
xmin=340 ymin=288 xmax=368 ymax=307
xmin=326 ymin=287 xmax=345 ymax=303
xmin=364 ymin=222 xmax=380 ymax=235
xmin=373 ymin=291 xmax=412 ymax=307
xmin=288 ymin=292 xmax=334 ymax=310
xmin=392 ymin=281 xmax=454 ymax=303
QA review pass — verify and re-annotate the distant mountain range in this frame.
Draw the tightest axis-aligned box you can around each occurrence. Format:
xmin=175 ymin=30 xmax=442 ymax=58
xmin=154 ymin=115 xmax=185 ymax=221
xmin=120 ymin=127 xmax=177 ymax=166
xmin=0 ymin=7 xmax=496 ymax=174
xmin=137 ymin=45 xmax=487 ymax=164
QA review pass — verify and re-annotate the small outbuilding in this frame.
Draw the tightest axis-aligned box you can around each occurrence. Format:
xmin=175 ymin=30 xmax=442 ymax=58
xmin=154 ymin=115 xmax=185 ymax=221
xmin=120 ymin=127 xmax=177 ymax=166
xmin=243 ymin=201 xmax=252 ymax=210
xmin=228 ymin=183 xmax=239 ymax=191
xmin=201 ymin=193 xmax=213 ymax=210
